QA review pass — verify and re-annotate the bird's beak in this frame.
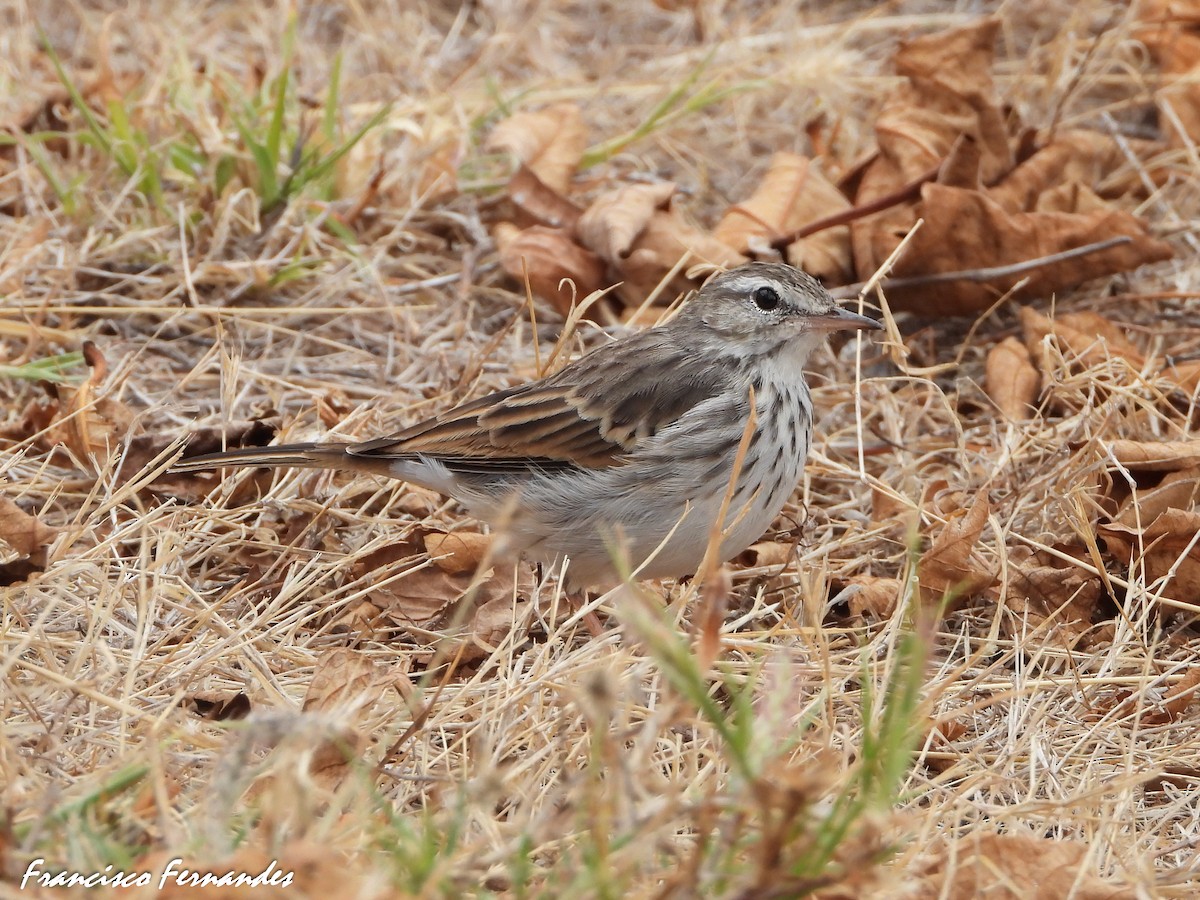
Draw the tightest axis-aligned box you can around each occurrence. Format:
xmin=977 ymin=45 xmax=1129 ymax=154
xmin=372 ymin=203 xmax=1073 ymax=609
xmin=808 ymin=307 xmax=883 ymax=333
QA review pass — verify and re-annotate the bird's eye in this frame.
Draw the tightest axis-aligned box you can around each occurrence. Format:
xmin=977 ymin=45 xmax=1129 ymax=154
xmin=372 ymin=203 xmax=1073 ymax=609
xmin=753 ymin=285 xmax=781 ymax=311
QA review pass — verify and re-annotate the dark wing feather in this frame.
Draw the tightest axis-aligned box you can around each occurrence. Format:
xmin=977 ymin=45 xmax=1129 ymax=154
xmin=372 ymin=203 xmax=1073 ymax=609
xmin=348 ymin=330 xmax=726 ymax=471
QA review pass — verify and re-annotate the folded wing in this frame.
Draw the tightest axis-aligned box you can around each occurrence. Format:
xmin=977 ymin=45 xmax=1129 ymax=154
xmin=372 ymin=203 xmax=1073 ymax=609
xmin=349 ymin=332 xmax=725 ymax=472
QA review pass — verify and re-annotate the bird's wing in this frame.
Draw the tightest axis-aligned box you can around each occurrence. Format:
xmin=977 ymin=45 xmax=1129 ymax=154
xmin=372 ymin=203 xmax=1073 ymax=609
xmin=348 ymin=333 xmax=726 ymax=471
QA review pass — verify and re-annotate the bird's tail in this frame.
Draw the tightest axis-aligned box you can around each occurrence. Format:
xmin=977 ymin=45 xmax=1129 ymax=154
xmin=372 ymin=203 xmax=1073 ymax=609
xmin=172 ymin=442 xmax=359 ymax=474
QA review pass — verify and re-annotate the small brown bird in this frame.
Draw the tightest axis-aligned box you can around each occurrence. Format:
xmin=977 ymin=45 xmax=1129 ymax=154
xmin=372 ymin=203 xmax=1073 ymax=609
xmin=174 ymin=263 xmax=880 ymax=586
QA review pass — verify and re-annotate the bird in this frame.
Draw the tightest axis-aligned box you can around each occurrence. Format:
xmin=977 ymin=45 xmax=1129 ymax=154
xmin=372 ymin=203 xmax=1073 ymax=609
xmin=173 ymin=262 xmax=881 ymax=587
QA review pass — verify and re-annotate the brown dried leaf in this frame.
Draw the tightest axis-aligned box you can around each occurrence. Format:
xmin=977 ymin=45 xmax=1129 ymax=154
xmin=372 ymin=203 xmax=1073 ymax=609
xmin=918 ymin=493 xmax=995 ymax=611
xmin=1137 ymin=1 xmax=1200 ymax=147
xmin=735 ymin=541 xmax=794 ymax=569
xmin=507 ymin=163 xmax=584 ymax=229
xmin=1107 ymin=439 xmax=1200 ymax=471
xmin=46 ymin=341 xmax=136 ymax=469
xmin=494 ymin=222 xmax=607 ymax=317
xmin=1056 ymin=311 xmax=1145 ymax=362
xmin=984 ymin=336 xmax=1039 ymax=420
xmin=912 ymin=832 xmax=1134 ymax=900
xmin=881 ymin=184 xmax=1172 ymax=315
xmin=1101 ymin=508 xmax=1200 ymax=604
xmin=486 ymin=102 xmax=586 ymax=194
xmin=352 ymin=540 xmax=457 ymax=629
xmin=463 ymin=593 xmax=530 ymax=661
xmin=184 ymin=691 xmax=252 ymax=722
xmin=851 ymin=19 xmax=1011 ymax=277
xmin=0 ymin=496 xmax=60 ymax=567
xmin=578 ymin=181 xmax=744 ymax=303
xmin=847 ymin=19 xmax=1171 ymax=315
xmin=424 ymin=530 xmax=492 ymax=575
xmin=870 ymin=485 xmax=906 ymax=524
xmin=350 ymin=537 xmax=533 ymax=647
xmin=1163 ymin=666 xmax=1200 ymax=721
xmin=432 ymin=565 xmax=538 ymax=665
xmin=302 ymin=649 xmax=384 ymax=788
xmin=845 ymin=575 xmax=904 ymax=620
xmin=576 ymin=182 xmax=678 ymax=262
xmin=1114 ymin=466 xmax=1200 ymax=527
xmin=616 ymin=207 xmax=745 ymax=301
xmin=303 ymin=648 xmax=383 ymax=714
xmin=883 ymin=19 xmax=1010 ymax=180
xmin=990 ymin=130 xmax=1160 ymax=211
xmin=1004 ymin=565 xmax=1103 ymax=648
xmin=713 ymin=152 xmax=852 ymax=282
xmin=1166 ymin=359 xmax=1200 ymax=392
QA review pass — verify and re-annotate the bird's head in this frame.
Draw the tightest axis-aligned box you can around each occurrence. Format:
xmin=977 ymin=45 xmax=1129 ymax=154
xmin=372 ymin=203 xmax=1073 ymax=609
xmin=678 ymin=262 xmax=882 ymax=363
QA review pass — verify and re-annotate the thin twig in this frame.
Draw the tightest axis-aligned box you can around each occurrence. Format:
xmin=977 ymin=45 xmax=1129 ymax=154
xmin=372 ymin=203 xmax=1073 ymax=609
xmin=765 ymin=160 xmax=943 ymax=252
xmin=829 ymin=235 xmax=1133 ymax=299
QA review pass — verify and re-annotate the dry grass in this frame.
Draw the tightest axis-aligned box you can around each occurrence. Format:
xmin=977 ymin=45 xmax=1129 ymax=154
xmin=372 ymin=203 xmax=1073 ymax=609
xmin=3 ymin=1 xmax=1200 ymax=896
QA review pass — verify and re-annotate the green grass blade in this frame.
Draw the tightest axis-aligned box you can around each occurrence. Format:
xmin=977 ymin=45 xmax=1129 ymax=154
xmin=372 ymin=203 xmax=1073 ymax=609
xmin=323 ymin=51 xmax=343 ymax=142
xmin=0 ymin=351 xmax=87 ymax=384
xmin=302 ymin=103 xmax=390 ymax=188
xmin=39 ymin=27 xmax=113 ymax=157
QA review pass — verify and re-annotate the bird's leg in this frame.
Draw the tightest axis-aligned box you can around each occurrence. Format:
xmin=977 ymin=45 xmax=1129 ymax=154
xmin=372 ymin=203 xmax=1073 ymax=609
xmin=570 ymin=589 xmax=606 ymax=638
xmin=535 ymin=560 xmax=605 ymax=637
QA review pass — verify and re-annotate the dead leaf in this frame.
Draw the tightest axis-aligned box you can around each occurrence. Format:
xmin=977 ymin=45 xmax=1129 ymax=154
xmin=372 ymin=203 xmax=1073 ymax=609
xmin=1003 ymin=565 xmax=1104 ymax=648
xmin=911 ymin=832 xmax=1135 ymax=900
xmin=1114 ymin=466 xmax=1200 ymax=528
xmin=846 ymin=17 xmax=1171 ymax=314
xmin=870 ymin=485 xmax=906 ymax=525
xmin=881 ymin=184 xmax=1171 ymax=315
xmin=464 ymin=593 xmax=530 ymax=659
xmin=845 ymin=575 xmax=904 ymax=620
xmin=184 ymin=691 xmax=252 ymax=722
xmin=985 ymin=335 xmax=1040 ymax=420
xmin=507 ymin=163 xmax=584 ymax=230
xmin=347 ymin=536 xmax=533 ymax=650
xmin=918 ymin=493 xmax=995 ymax=611
xmin=303 ymin=648 xmax=383 ymax=714
xmin=43 ymin=341 xmax=136 ymax=470
xmin=1101 ymin=508 xmax=1200 ymax=604
xmin=990 ymin=130 xmax=1160 ymax=211
xmin=1144 ymin=764 xmax=1200 ymax=794
xmin=302 ymin=649 xmax=384 ymax=787
xmin=495 ymin=221 xmax=608 ymax=317
xmin=424 ymin=530 xmax=491 ymax=575
xmin=1137 ymin=1 xmax=1200 ymax=147
xmin=735 ymin=541 xmax=794 ymax=569
xmin=1056 ymin=310 xmax=1146 ymax=361
xmin=851 ymin=19 xmax=1012 ymax=279
xmin=1163 ymin=666 xmax=1200 ymax=721
xmin=576 ymin=182 xmax=744 ymax=302
xmin=1020 ymin=306 xmax=1147 ymax=375
xmin=0 ymin=496 xmax=60 ymax=564
xmin=350 ymin=539 xmax=457 ymax=630
xmin=0 ymin=496 xmax=60 ymax=583
xmin=615 ymin=204 xmax=745 ymax=301
xmin=577 ymin=181 xmax=679 ymax=262
xmin=1165 ymin=358 xmax=1200 ymax=392
xmin=713 ymin=152 xmax=853 ymax=283
xmin=1106 ymin=439 xmax=1200 ymax=471
xmin=486 ymin=102 xmax=587 ymax=194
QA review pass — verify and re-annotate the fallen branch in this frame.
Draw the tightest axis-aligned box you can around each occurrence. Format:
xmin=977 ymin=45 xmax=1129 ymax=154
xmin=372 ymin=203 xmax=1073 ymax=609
xmin=829 ymin=236 xmax=1133 ymax=300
